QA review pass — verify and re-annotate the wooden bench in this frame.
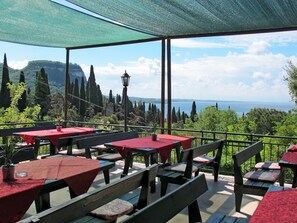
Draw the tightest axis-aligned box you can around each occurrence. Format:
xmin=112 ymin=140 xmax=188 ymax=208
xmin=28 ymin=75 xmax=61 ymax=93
xmin=122 ymin=174 xmax=248 ymax=223
xmin=34 ymin=158 xmax=115 ymax=212
xmin=20 ymin=164 xmax=159 ymax=223
xmin=232 ymin=141 xmax=283 ymax=212
xmin=55 ymin=131 xmax=122 ymax=158
xmin=76 ymin=131 xmax=139 ymax=161
xmin=157 ymin=139 xmax=225 ymax=196
xmin=0 ymin=125 xmax=56 ymax=162
xmin=0 ymin=125 xmax=55 ymax=144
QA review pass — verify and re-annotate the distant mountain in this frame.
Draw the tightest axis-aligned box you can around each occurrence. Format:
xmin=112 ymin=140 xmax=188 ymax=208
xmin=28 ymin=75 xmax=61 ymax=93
xmin=0 ymin=60 xmax=86 ymax=93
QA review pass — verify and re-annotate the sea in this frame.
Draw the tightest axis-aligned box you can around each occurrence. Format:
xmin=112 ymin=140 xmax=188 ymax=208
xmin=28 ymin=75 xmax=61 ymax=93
xmin=143 ymin=99 xmax=296 ymax=116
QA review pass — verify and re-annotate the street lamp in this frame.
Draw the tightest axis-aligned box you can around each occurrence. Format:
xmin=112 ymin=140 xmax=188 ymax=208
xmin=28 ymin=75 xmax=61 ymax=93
xmin=121 ymin=70 xmax=130 ymax=132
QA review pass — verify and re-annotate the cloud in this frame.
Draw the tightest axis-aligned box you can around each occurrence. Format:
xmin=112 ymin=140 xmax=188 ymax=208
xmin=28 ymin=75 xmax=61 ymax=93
xmin=246 ymin=41 xmax=270 ymax=54
xmin=172 ymin=39 xmax=227 ymax=48
xmin=166 ymin=52 xmax=291 ymax=102
xmin=252 ymin=72 xmax=271 ymax=79
xmin=53 ymin=32 xmax=297 ymax=102
xmin=78 ymin=49 xmax=293 ymax=102
xmin=8 ymin=60 xmax=29 ymax=69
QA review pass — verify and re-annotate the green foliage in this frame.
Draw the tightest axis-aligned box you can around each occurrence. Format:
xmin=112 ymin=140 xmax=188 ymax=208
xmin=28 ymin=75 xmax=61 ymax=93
xmin=284 ymin=61 xmax=297 ymax=104
xmin=246 ymin=108 xmax=287 ymax=134
xmin=0 ymin=142 xmax=18 ymax=167
xmin=47 ymin=92 xmax=64 ymax=119
xmin=196 ymin=106 xmax=219 ymax=131
xmin=0 ymin=53 xmax=11 ymax=109
xmin=79 ymin=77 xmax=86 ymax=117
xmin=86 ymin=65 xmax=101 ymax=114
xmin=274 ymin=109 xmax=297 ymax=144
xmin=0 ymin=82 xmax=41 ymax=124
xmin=17 ymin=71 xmax=27 ymax=112
xmin=72 ymin=78 xmax=79 ymax=110
xmin=35 ymin=68 xmax=51 ymax=118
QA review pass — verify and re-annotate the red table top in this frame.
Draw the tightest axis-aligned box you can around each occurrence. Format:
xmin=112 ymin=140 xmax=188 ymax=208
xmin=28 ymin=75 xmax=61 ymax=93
xmin=111 ymin=134 xmax=193 ymax=163
xmin=280 ymin=151 xmax=297 ymax=164
xmin=0 ymin=177 xmax=44 ymax=223
xmin=249 ymin=189 xmax=297 ymax=223
xmin=0 ymin=157 xmax=100 ymax=222
xmin=156 ymin=134 xmax=193 ymax=149
xmin=16 ymin=127 xmax=94 ymax=146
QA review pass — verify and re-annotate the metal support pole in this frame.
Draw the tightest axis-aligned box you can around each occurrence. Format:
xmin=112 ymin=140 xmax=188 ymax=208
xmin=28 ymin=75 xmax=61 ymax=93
xmin=167 ymin=39 xmax=172 ymax=135
xmin=124 ymin=86 xmax=128 ymax=132
xmin=161 ymin=39 xmax=165 ymax=134
xmin=64 ymin=49 xmax=70 ymax=127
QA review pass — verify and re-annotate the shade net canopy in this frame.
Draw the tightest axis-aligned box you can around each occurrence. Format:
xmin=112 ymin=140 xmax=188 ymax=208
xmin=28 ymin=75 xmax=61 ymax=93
xmin=2 ymin=0 xmax=297 ymax=48
xmin=0 ymin=0 xmax=156 ymax=48
xmin=68 ymin=0 xmax=297 ymax=38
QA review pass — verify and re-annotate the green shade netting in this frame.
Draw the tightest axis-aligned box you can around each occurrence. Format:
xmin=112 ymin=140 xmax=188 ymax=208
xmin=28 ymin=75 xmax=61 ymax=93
xmin=2 ymin=0 xmax=297 ymax=48
xmin=68 ymin=0 xmax=297 ymax=37
xmin=0 ymin=0 xmax=155 ymax=48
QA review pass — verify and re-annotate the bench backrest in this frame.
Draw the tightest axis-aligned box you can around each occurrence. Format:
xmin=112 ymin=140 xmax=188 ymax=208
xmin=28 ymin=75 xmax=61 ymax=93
xmin=57 ymin=131 xmax=122 ymax=149
xmin=180 ymin=139 xmax=225 ymax=178
xmin=76 ymin=131 xmax=139 ymax=150
xmin=122 ymin=174 xmax=208 ymax=223
xmin=20 ymin=164 xmax=159 ymax=223
xmin=0 ymin=125 xmax=56 ymax=137
xmin=232 ymin=141 xmax=263 ymax=184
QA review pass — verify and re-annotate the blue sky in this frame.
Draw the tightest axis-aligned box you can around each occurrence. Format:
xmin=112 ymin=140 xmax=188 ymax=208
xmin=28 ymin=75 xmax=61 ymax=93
xmin=1 ymin=30 xmax=297 ymax=103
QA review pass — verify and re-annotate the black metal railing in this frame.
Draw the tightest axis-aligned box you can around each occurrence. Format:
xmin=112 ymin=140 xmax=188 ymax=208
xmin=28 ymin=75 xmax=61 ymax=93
xmin=1 ymin=121 xmax=296 ymax=182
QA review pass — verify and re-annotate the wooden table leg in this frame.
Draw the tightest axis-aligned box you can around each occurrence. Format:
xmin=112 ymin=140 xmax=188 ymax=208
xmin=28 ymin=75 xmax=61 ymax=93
xmin=33 ymin=138 xmax=40 ymax=158
xmin=292 ymin=169 xmax=297 ymax=188
xmin=35 ymin=193 xmax=51 ymax=213
xmin=49 ymin=143 xmax=56 ymax=155
xmin=122 ymin=151 xmax=133 ymax=178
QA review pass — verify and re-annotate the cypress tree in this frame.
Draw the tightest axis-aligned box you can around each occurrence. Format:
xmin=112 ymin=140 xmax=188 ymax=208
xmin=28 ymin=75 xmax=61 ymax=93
xmin=79 ymin=77 xmax=86 ymax=117
xmin=0 ymin=53 xmax=11 ymax=108
xmin=172 ymin=107 xmax=177 ymax=123
xmin=182 ymin=112 xmax=186 ymax=124
xmin=116 ymin=94 xmax=121 ymax=104
xmin=177 ymin=107 xmax=181 ymax=122
xmin=73 ymin=78 xmax=79 ymax=110
xmin=86 ymin=65 xmax=99 ymax=114
xmin=190 ymin=101 xmax=197 ymax=122
xmin=97 ymin=84 xmax=103 ymax=113
xmin=35 ymin=68 xmax=51 ymax=119
xmin=108 ymin=90 xmax=113 ymax=103
xmin=17 ymin=71 xmax=27 ymax=112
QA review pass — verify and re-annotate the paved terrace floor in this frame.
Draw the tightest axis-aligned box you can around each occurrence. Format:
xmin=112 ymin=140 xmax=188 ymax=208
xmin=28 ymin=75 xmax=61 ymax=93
xmin=22 ymin=160 xmax=285 ymax=222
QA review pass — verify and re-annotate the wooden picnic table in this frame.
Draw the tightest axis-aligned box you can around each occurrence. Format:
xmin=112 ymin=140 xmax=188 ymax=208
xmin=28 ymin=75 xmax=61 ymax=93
xmin=14 ymin=127 xmax=94 ymax=156
xmin=279 ymin=145 xmax=297 ymax=187
xmin=105 ymin=134 xmax=194 ymax=176
xmin=250 ymin=188 xmax=297 ymax=223
xmin=0 ymin=156 xmax=114 ymax=222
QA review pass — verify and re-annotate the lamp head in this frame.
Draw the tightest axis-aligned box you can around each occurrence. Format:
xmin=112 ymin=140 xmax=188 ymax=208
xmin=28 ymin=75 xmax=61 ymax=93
xmin=121 ymin=70 xmax=130 ymax=87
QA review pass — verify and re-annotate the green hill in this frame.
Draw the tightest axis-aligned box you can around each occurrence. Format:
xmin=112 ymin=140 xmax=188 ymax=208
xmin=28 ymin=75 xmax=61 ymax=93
xmin=0 ymin=60 xmax=86 ymax=94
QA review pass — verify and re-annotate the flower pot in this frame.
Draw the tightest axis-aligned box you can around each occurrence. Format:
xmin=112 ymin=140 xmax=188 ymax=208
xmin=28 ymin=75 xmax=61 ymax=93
xmin=2 ymin=165 xmax=15 ymax=181
xmin=56 ymin=125 xmax=62 ymax=131
xmin=152 ymin=134 xmax=157 ymax=141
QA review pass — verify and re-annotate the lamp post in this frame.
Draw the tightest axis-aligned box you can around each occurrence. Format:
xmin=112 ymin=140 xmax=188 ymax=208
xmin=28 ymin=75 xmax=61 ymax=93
xmin=121 ymin=71 xmax=130 ymax=132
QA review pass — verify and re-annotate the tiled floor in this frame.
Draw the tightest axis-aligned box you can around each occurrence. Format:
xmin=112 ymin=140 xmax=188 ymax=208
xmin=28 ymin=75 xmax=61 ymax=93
xmin=22 ymin=160 xmax=279 ymax=222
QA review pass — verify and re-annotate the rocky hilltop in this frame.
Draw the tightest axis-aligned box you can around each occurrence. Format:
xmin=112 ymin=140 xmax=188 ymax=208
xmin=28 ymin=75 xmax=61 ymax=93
xmin=0 ymin=60 xmax=86 ymax=93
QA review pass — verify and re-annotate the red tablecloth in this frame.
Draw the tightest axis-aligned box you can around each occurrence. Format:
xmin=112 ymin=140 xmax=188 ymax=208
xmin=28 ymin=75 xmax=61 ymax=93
xmin=0 ymin=173 xmax=44 ymax=223
xmin=249 ymin=189 xmax=297 ymax=223
xmin=111 ymin=135 xmax=188 ymax=163
xmin=0 ymin=157 xmax=100 ymax=222
xmin=281 ymin=152 xmax=297 ymax=164
xmin=15 ymin=157 xmax=100 ymax=195
xmin=17 ymin=127 xmax=94 ymax=146
xmin=156 ymin=134 xmax=193 ymax=149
